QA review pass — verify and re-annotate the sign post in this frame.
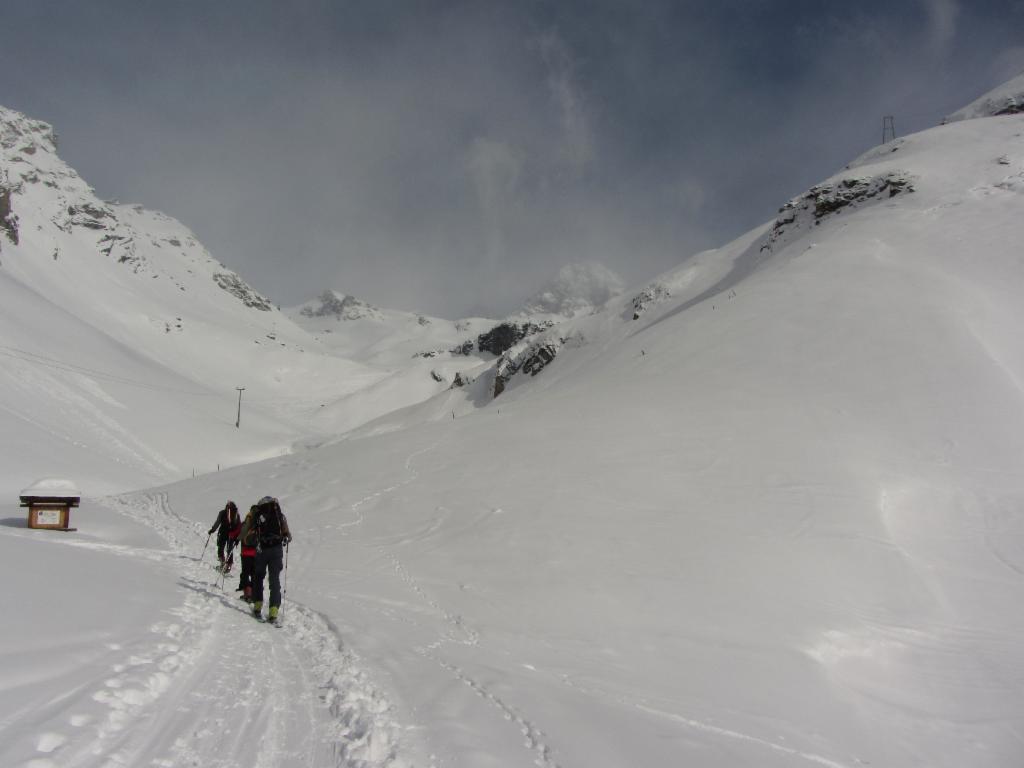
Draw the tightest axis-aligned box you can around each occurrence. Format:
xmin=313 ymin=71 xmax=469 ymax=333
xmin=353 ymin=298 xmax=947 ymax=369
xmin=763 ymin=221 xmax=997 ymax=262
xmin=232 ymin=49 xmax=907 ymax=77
xmin=20 ymin=478 xmax=81 ymax=532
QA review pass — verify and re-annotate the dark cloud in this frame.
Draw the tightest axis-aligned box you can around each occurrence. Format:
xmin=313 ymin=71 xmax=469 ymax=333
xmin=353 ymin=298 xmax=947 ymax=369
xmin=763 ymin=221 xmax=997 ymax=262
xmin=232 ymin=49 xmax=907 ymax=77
xmin=1 ymin=0 xmax=1021 ymax=316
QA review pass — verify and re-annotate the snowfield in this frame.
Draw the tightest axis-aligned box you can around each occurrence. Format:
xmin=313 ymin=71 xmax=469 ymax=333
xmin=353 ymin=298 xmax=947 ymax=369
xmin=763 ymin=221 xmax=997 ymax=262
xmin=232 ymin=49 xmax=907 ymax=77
xmin=2 ymin=75 xmax=1024 ymax=767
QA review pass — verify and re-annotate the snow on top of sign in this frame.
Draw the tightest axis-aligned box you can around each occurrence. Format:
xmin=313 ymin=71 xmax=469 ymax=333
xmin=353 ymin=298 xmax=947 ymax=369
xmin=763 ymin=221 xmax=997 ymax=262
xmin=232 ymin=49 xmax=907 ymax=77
xmin=20 ymin=477 xmax=80 ymax=497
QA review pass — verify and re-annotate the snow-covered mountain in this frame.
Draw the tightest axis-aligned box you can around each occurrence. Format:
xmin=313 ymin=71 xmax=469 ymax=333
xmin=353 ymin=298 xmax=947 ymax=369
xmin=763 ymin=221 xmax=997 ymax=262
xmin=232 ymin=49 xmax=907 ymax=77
xmin=945 ymin=70 xmax=1024 ymax=122
xmin=284 ymin=265 xmax=626 ymax=429
xmin=0 ymin=105 xmax=395 ymax=492
xmin=287 ymin=289 xmax=493 ymax=367
xmin=0 ymin=103 xmax=631 ymax=493
xmin=3 ymin=74 xmax=1024 ymax=768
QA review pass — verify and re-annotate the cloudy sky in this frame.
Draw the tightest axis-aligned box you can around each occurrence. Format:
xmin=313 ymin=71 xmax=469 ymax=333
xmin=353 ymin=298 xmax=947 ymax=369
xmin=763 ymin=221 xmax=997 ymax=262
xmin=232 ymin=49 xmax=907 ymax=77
xmin=2 ymin=1 xmax=1022 ymax=317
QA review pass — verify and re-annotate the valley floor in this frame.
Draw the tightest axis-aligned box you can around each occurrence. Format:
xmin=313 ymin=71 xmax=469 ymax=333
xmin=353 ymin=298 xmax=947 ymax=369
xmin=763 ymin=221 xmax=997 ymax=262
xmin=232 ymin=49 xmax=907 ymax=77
xmin=0 ymin=498 xmax=407 ymax=768
xmin=4 ymin=421 xmax=1022 ymax=768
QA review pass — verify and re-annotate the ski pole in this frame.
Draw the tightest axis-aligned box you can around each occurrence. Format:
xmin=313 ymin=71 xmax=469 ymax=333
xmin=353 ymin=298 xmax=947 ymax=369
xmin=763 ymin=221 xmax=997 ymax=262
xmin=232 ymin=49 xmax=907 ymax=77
xmin=281 ymin=541 xmax=290 ymax=618
xmin=199 ymin=533 xmax=211 ymax=563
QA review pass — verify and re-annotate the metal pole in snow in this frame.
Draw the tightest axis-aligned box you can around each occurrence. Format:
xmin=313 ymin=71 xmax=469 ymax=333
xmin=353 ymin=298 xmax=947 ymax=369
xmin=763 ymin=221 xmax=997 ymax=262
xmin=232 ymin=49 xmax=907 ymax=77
xmin=235 ymin=387 xmax=246 ymax=428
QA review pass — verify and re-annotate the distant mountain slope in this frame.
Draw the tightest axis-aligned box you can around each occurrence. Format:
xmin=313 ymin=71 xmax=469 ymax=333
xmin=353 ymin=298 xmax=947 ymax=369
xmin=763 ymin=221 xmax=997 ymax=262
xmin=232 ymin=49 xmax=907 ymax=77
xmin=945 ymin=71 xmax=1024 ymax=121
xmin=360 ymin=89 xmax=1024 ymax=425
xmin=0 ymin=101 xmax=643 ymax=492
xmin=287 ymin=289 xmax=493 ymax=367
xmin=0 ymin=105 xmax=386 ymax=492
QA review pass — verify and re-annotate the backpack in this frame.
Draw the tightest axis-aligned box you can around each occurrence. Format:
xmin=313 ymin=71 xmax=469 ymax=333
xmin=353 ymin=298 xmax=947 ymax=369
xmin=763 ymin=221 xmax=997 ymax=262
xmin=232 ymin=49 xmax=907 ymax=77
xmin=254 ymin=497 xmax=284 ymax=546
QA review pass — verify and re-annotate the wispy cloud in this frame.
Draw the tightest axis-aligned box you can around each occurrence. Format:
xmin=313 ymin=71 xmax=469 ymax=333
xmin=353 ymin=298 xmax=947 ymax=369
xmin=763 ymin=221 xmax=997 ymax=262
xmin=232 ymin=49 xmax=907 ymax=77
xmin=921 ymin=0 xmax=960 ymax=52
xmin=467 ymin=138 xmax=525 ymax=269
xmin=531 ymin=29 xmax=594 ymax=173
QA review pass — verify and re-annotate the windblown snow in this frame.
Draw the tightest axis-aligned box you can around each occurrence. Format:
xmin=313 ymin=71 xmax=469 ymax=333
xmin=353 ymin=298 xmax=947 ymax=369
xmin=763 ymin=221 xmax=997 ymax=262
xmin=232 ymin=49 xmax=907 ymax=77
xmin=2 ymin=75 xmax=1024 ymax=768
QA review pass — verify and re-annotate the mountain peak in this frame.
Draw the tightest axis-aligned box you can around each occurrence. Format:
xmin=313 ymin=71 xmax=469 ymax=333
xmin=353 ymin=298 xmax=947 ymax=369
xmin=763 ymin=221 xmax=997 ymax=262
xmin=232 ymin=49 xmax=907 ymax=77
xmin=0 ymin=105 xmax=58 ymax=155
xmin=520 ymin=262 xmax=625 ymax=318
xmin=298 ymin=290 xmax=383 ymax=321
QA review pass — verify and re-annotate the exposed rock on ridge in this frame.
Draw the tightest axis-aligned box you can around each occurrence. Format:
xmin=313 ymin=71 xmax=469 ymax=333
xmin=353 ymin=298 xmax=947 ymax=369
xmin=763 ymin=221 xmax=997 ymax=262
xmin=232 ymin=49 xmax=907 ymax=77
xmin=299 ymin=290 xmax=383 ymax=321
xmin=762 ymin=172 xmax=915 ymax=253
xmin=0 ymin=104 xmax=274 ymax=311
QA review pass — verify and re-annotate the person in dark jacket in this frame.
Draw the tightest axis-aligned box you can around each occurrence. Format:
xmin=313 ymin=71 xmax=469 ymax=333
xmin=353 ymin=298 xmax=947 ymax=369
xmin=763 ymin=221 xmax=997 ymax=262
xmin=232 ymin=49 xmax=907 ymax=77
xmin=208 ymin=501 xmax=240 ymax=571
xmin=241 ymin=495 xmax=292 ymax=622
xmin=235 ymin=505 xmax=259 ymax=602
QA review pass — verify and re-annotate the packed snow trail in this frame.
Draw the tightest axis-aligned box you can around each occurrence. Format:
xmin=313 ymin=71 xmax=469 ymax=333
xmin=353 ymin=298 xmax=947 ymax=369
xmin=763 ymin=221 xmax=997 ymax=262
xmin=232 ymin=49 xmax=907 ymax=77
xmin=103 ymin=491 xmax=410 ymax=767
xmin=0 ymin=493 xmax=410 ymax=768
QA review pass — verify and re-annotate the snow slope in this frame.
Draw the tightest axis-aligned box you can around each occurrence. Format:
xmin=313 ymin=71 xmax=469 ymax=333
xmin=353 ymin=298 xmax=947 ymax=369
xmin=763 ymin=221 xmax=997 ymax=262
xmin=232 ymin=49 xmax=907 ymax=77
xmin=0 ymin=106 xmax=399 ymax=493
xmin=3 ymin=80 xmax=1024 ymax=768
xmin=0 ymin=496 xmax=408 ymax=768
xmin=946 ymin=71 xmax=1024 ymax=122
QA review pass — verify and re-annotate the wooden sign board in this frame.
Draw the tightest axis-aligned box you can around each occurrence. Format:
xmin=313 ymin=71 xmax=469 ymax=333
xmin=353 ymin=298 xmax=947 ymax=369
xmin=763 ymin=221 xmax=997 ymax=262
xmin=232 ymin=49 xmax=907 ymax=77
xmin=21 ymin=493 xmax=80 ymax=532
xmin=28 ymin=505 xmax=73 ymax=530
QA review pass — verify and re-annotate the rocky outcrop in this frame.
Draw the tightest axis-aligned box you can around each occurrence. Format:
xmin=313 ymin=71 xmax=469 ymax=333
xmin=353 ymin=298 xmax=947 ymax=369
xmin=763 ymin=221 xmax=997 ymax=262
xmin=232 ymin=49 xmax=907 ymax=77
xmin=629 ymin=283 xmax=671 ymax=320
xmin=449 ymin=339 xmax=476 ymax=356
xmin=65 ymin=202 xmax=114 ymax=230
xmin=1 ymin=104 xmax=281 ymax=325
xmin=491 ymin=331 xmax=584 ymax=398
xmin=475 ymin=321 xmax=553 ymax=356
xmin=993 ymin=102 xmax=1024 ymax=116
xmin=98 ymin=232 xmax=138 ymax=265
xmin=762 ymin=172 xmax=914 ymax=253
xmin=0 ymin=182 xmax=18 ymax=246
xmin=445 ymin=320 xmax=553 ymax=358
xmin=299 ymin=291 xmax=382 ymax=321
xmin=493 ymin=341 xmax=559 ymax=397
xmin=213 ymin=272 xmax=274 ymax=311
xmin=0 ymin=107 xmax=57 ymax=154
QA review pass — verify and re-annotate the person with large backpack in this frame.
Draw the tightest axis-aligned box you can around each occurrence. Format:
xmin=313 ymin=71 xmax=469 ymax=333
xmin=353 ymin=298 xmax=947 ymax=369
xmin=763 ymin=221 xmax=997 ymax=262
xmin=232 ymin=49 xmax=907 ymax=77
xmin=235 ymin=504 xmax=259 ymax=602
xmin=208 ymin=501 xmax=241 ymax=572
xmin=241 ymin=495 xmax=292 ymax=623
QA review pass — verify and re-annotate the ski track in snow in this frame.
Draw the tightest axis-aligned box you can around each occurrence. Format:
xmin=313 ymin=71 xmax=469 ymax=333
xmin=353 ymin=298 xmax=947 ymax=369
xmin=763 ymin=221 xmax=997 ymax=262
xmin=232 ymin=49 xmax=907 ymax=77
xmin=330 ymin=441 xmax=858 ymax=768
xmin=56 ymin=491 xmax=413 ymax=768
xmin=321 ymin=441 xmax=566 ymax=767
xmin=352 ymin=441 xmax=862 ymax=768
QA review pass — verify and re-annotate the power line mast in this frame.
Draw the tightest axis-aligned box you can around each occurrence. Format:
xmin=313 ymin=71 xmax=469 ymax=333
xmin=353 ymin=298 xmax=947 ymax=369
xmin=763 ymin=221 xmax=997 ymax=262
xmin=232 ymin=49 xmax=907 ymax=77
xmin=235 ymin=387 xmax=246 ymax=428
xmin=882 ymin=115 xmax=897 ymax=144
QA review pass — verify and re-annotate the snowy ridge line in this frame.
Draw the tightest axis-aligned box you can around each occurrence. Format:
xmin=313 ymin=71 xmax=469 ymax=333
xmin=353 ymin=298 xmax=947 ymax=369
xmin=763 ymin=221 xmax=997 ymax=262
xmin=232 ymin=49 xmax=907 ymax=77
xmin=100 ymin=491 xmax=414 ymax=768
